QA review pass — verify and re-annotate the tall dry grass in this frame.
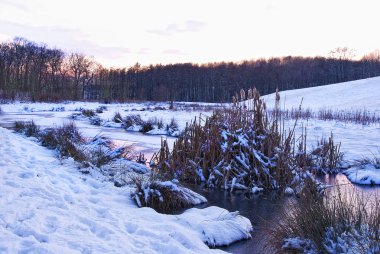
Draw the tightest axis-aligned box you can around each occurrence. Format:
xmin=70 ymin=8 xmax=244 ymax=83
xmin=155 ymin=89 xmax=341 ymax=191
xmin=270 ymin=182 xmax=380 ymax=253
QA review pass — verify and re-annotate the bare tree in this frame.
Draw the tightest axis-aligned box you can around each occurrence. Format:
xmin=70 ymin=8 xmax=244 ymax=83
xmin=68 ymin=53 xmax=95 ymax=100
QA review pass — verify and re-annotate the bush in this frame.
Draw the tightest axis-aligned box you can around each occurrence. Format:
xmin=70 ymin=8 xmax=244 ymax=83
xmin=39 ymin=122 xmax=85 ymax=162
xmin=113 ymin=112 xmax=122 ymax=123
xmin=14 ymin=121 xmax=26 ymax=133
xmin=83 ymin=136 xmax=130 ymax=167
xmin=123 ymin=114 xmax=143 ymax=128
xmin=166 ymin=118 xmax=179 ymax=135
xmin=81 ymin=109 xmax=95 ymax=117
xmin=157 ymin=118 xmax=164 ymax=129
xmin=90 ymin=116 xmax=102 ymax=126
xmin=24 ymin=120 xmax=40 ymax=137
xmin=13 ymin=120 xmax=39 ymax=137
xmin=139 ymin=121 xmax=154 ymax=133
xmin=270 ymin=184 xmax=380 ymax=253
xmin=96 ymin=105 xmax=107 ymax=113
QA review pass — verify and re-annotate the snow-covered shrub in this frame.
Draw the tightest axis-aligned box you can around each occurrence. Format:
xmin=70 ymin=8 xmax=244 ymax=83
xmin=82 ymin=136 xmax=130 ymax=167
xmin=81 ymin=109 xmax=95 ymax=117
xmin=166 ymin=117 xmax=179 ymax=136
xmin=14 ymin=121 xmax=27 ymax=133
xmin=139 ymin=120 xmax=154 ymax=133
xmin=89 ymin=116 xmax=102 ymax=126
xmin=157 ymin=118 xmax=164 ymax=129
xmin=122 ymin=114 xmax=143 ymax=128
xmin=113 ymin=112 xmax=122 ymax=123
xmin=131 ymin=175 xmax=206 ymax=214
xmin=96 ymin=105 xmax=107 ymax=113
xmin=271 ymin=182 xmax=380 ymax=253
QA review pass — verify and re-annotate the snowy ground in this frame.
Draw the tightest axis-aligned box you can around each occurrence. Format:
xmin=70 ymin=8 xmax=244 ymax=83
xmin=0 ymin=76 xmax=379 ymax=253
xmin=0 ymin=127 xmax=252 ymax=253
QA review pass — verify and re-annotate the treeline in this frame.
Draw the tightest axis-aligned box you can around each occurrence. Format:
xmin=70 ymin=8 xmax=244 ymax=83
xmin=1 ymin=38 xmax=380 ymax=102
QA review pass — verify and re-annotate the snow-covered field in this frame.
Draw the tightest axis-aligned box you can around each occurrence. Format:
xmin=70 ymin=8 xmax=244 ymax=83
xmin=0 ymin=127 xmax=252 ymax=253
xmin=263 ymin=76 xmax=380 ymax=111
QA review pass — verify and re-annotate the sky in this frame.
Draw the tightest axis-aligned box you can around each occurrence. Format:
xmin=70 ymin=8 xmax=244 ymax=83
xmin=0 ymin=0 xmax=380 ymax=68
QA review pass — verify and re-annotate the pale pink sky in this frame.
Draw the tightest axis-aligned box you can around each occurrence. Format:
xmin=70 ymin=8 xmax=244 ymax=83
xmin=1 ymin=0 xmax=379 ymax=67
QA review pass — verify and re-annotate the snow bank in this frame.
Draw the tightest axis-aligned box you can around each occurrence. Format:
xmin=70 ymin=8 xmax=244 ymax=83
xmin=178 ymin=207 xmax=252 ymax=247
xmin=343 ymin=164 xmax=380 ymax=185
xmin=0 ymin=127 xmax=251 ymax=253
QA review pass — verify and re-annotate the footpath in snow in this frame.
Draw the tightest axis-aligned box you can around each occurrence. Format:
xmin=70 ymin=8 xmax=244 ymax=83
xmin=0 ymin=127 xmax=252 ymax=253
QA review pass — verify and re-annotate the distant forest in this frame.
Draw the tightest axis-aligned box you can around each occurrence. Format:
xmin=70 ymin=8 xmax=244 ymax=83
xmin=1 ymin=38 xmax=380 ymax=102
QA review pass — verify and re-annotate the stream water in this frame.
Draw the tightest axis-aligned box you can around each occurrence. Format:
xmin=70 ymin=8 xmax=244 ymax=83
xmin=190 ymin=174 xmax=380 ymax=254
xmin=1 ymin=111 xmax=379 ymax=254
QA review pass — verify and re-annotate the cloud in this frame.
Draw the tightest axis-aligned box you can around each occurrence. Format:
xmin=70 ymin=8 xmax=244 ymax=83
xmin=162 ymin=49 xmax=185 ymax=55
xmin=148 ymin=20 xmax=206 ymax=36
xmin=137 ymin=48 xmax=151 ymax=55
xmin=0 ymin=0 xmax=30 ymax=11
xmin=0 ymin=20 xmax=131 ymax=60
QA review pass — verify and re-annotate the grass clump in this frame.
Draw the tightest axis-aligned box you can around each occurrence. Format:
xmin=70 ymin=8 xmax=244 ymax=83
xmin=131 ymin=174 xmax=206 ymax=214
xmin=39 ymin=122 xmax=86 ymax=162
xmin=123 ymin=114 xmax=143 ymax=128
xmin=270 ymin=182 xmax=380 ymax=253
xmin=81 ymin=109 xmax=95 ymax=117
xmin=96 ymin=105 xmax=107 ymax=113
xmin=166 ymin=118 xmax=179 ymax=135
xmin=139 ymin=120 xmax=154 ymax=133
xmin=113 ymin=112 xmax=122 ymax=123
xmin=13 ymin=120 xmax=40 ymax=137
xmin=14 ymin=121 xmax=26 ymax=133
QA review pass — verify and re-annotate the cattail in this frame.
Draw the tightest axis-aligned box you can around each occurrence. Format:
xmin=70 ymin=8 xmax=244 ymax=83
xmin=247 ymin=88 xmax=252 ymax=100
xmin=240 ymin=89 xmax=246 ymax=101
xmin=253 ymin=87 xmax=260 ymax=100
xmin=275 ymin=88 xmax=280 ymax=102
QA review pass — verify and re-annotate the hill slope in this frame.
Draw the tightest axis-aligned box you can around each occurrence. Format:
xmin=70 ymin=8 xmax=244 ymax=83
xmin=263 ymin=76 xmax=380 ymax=111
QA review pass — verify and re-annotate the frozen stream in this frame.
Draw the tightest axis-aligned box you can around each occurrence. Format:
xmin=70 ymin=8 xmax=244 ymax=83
xmin=0 ymin=111 xmax=176 ymax=160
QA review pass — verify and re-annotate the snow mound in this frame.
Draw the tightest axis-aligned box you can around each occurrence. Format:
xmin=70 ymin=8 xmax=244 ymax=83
xmin=343 ymin=164 xmax=380 ymax=185
xmin=0 ymin=127 xmax=251 ymax=253
xmin=178 ymin=207 xmax=252 ymax=247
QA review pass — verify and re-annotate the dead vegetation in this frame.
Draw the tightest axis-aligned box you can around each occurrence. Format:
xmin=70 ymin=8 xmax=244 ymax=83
xmin=270 ymin=182 xmax=380 ymax=254
xmin=155 ymin=88 xmax=342 ymax=192
xmin=274 ymin=107 xmax=380 ymax=125
xmin=130 ymin=174 xmax=206 ymax=214
xmin=14 ymin=121 xmax=130 ymax=167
